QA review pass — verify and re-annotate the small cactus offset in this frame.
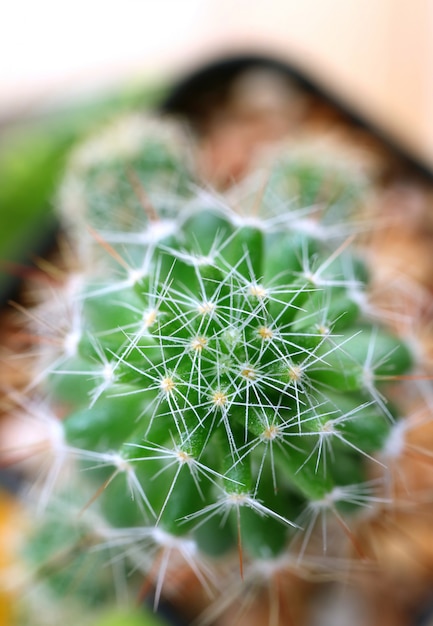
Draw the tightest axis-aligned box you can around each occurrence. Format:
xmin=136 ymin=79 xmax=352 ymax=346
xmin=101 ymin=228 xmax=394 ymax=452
xmin=16 ymin=114 xmax=424 ymax=624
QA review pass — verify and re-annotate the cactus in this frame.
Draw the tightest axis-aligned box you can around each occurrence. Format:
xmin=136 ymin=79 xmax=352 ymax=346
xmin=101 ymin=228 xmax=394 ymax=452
xmin=15 ymin=114 xmax=426 ymax=625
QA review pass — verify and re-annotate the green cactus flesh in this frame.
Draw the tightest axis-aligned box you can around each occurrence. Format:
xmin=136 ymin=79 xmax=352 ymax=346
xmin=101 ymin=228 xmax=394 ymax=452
xmin=22 ymin=117 xmax=414 ymax=613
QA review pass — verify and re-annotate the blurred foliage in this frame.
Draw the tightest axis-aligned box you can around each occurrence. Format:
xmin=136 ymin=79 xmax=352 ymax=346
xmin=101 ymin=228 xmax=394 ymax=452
xmin=0 ymin=81 xmax=166 ymax=302
xmin=90 ymin=608 xmax=168 ymax=626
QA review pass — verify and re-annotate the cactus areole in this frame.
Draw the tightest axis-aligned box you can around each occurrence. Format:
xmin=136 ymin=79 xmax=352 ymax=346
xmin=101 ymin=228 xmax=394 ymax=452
xmin=23 ymin=116 xmax=414 ymax=616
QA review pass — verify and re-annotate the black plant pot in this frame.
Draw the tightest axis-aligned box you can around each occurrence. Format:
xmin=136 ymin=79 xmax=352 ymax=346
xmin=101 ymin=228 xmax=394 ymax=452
xmin=162 ymin=52 xmax=433 ymax=178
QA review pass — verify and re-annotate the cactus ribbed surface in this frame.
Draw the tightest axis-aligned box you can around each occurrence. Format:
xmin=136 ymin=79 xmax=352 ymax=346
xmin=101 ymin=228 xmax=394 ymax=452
xmin=19 ymin=115 xmax=421 ymax=624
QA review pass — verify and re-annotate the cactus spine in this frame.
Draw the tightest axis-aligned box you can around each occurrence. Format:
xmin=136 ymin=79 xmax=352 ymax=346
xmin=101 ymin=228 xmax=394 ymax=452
xmin=18 ymin=115 xmax=421 ymax=624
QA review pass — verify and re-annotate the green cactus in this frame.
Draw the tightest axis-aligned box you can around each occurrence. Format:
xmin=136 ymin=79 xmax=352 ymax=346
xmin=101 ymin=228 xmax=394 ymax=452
xmin=18 ymin=114 xmax=418 ymax=624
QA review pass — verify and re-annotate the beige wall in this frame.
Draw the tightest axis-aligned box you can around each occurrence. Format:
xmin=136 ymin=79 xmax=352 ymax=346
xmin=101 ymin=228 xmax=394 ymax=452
xmin=1 ymin=0 xmax=432 ymax=165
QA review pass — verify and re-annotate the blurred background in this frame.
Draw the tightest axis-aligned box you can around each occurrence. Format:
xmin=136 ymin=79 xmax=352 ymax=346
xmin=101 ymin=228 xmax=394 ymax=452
xmin=1 ymin=3 xmax=433 ymax=625
xmin=1 ymin=0 xmax=432 ymax=164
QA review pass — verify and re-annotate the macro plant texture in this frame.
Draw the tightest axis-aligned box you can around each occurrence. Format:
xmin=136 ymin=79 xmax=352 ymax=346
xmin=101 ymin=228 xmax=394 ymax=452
xmin=14 ymin=115 xmax=430 ymax=625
